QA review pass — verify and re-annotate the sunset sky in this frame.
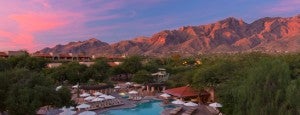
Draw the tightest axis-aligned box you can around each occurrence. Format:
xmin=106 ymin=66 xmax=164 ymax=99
xmin=0 ymin=0 xmax=299 ymax=52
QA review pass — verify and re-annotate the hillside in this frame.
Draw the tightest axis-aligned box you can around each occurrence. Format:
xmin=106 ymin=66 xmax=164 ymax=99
xmin=39 ymin=14 xmax=300 ymax=57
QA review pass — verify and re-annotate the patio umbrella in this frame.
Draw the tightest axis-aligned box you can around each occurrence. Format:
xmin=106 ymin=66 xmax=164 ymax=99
xmin=78 ymin=111 xmax=96 ymax=115
xmin=80 ymin=93 xmax=90 ymax=97
xmin=99 ymin=94 xmax=108 ymax=98
xmin=59 ymin=107 xmax=76 ymax=115
xmin=184 ymin=102 xmax=198 ymax=106
xmin=114 ymin=86 xmax=121 ymax=89
xmin=91 ymin=97 xmax=104 ymax=102
xmin=209 ymin=102 xmax=222 ymax=107
xmin=160 ymin=93 xmax=171 ymax=98
xmin=72 ymin=84 xmax=79 ymax=88
xmin=125 ymin=82 xmax=132 ymax=85
xmin=84 ymin=96 xmax=95 ymax=101
xmin=104 ymin=95 xmax=116 ymax=99
xmin=36 ymin=108 xmax=47 ymax=115
xmin=76 ymin=103 xmax=90 ymax=109
xmin=56 ymin=85 xmax=62 ymax=91
xmin=119 ymin=92 xmax=126 ymax=96
xmin=128 ymin=90 xmax=138 ymax=94
xmin=93 ymin=92 xmax=103 ymax=96
xmin=59 ymin=106 xmax=75 ymax=110
xmin=133 ymin=84 xmax=141 ymax=87
xmin=172 ymin=100 xmax=185 ymax=104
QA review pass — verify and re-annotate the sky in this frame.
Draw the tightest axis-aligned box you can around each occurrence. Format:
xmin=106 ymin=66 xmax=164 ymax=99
xmin=0 ymin=0 xmax=299 ymax=52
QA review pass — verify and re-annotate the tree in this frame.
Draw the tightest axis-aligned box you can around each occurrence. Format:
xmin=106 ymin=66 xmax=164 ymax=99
xmin=86 ymin=59 xmax=111 ymax=82
xmin=6 ymin=85 xmax=39 ymax=115
xmin=143 ymin=59 xmax=163 ymax=72
xmin=108 ymin=66 xmax=125 ymax=75
xmin=120 ymin=56 xmax=142 ymax=74
xmin=6 ymin=54 xmax=48 ymax=71
xmin=0 ymin=59 xmax=11 ymax=71
xmin=46 ymin=62 xmax=88 ymax=84
xmin=55 ymin=86 xmax=74 ymax=107
xmin=2 ymin=68 xmax=73 ymax=115
xmin=219 ymin=59 xmax=299 ymax=115
xmin=192 ymin=61 xmax=236 ymax=88
xmin=0 ymin=71 xmax=11 ymax=112
xmin=132 ymin=70 xmax=152 ymax=84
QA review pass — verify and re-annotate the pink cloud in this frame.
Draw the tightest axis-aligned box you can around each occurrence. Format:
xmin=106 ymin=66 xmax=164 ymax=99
xmin=267 ymin=0 xmax=300 ymax=13
xmin=32 ymin=0 xmax=51 ymax=8
xmin=0 ymin=11 xmax=81 ymax=52
xmin=10 ymin=12 xmax=68 ymax=32
xmin=0 ymin=30 xmax=35 ymax=51
xmin=0 ymin=30 xmax=12 ymax=38
xmin=84 ymin=14 xmax=123 ymax=23
xmin=0 ymin=1 xmax=167 ymax=52
xmin=0 ymin=0 xmax=85 ymax=52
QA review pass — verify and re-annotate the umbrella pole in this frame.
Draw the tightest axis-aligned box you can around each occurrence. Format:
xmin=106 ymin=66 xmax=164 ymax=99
xmin=77 ymin=82 xmax=80 ymax=98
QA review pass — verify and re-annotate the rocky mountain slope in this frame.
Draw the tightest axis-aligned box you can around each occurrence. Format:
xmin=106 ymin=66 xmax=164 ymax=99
xmin=39 ymin=14 xmax=300 ymax=57
xmin=39 ymin=38 xmax=109 ymax=54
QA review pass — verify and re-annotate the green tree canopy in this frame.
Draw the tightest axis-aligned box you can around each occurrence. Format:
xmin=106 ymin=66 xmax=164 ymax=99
xmin=120 ymin=56 xmax=142 ymax=74
xmin=1 ymin=68 xmax=72 ymax=115
xmin=85 ymin=59 xmax=111 ymax=82
xmin=132 ymin=70 xmax=152 ymax=84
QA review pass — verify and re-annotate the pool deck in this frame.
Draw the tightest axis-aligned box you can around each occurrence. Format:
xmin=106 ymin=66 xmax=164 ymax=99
xmin=70 ymin=91 xmax=218 ymax=115
xmin=160 ymin=104 xmax=215 ymax=115
xmin=93 ymin=92 xmax=216 ymax=115
xmin=95 ymin=97 xmax=149 ymax=115
xmin=95 ymin=93 xmax=161 ymax=114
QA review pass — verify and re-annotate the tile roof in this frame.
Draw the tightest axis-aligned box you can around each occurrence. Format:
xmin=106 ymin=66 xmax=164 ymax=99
xmin=163 ymin=85 xmax=198 ymax=98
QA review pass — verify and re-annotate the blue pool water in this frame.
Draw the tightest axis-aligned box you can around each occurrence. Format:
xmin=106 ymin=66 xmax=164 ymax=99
xmin=101 ymin=100 xmax=174 ymax=115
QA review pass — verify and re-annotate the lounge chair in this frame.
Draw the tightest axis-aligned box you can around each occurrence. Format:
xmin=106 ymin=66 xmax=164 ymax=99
xmin=205 ymin=106 xmax=219 ymax=115
xmin=111 ymin=100 xmax=117 ymax=106
xmin=117 ymin=99 xmax=124 ymax=105
xmin=133 ymin=96 xmax=142 ymax=101
xmin=170 ymin=107 xmax=183 ymax=115
xmin=181 ymin=108 xmax=197 ymax=115
xmin=103 ymin=102 xmax=109 ymax=108
xmin=99 ymin=103 xmax=105 ymax=108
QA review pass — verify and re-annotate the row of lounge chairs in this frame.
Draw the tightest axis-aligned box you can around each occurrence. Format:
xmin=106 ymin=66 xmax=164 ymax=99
xmin=128 ymin=96 xmax=142 ymax=101
xmin=205 ymin=106 xmax=220 ymax=115
xmin=87 ymin=99 xmax=124 ymax=110
xmin=170 ymin=107 xmax=183 ymax=115
xmin=170 ymin=107 xmax=198 ymax=115
xmin=181 ymin=107 xmax=197 ymax=115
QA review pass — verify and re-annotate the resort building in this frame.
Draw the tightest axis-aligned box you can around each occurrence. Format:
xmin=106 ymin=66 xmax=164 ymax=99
xmin=144 ymin=83 xmax=167 ymax=96
xmin=107 ymin=62 xmax=122 ymax=67
xmin=47 ymin=63 xmax=62 ymax=68
xmin=163 ymin=85 xmax=215 ymax=104
xmin=32 ymin=52 xmax=93 ymax=61
xmin=110 ymin=74 xmax=133 ymax=82
xmin=79 ymin=62 xmax=95 ymax=67
xmin=163 ymin=85 xmax=199 ymax=99
xmin=0 ymin=52 xmax=8 ymax=58
xmin=151 ymin=68 xmax=169 ymax=83
xmin=6 ymin=50 xmax=27 ymax=56
xmin=31 ymin=53 xmax=53 ymax=60
xmin=0 ymin=50 xmax=27 ymax=58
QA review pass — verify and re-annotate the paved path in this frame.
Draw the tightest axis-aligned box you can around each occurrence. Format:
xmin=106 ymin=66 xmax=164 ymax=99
xmin=161 ymin=104 xmax=215 ymax=115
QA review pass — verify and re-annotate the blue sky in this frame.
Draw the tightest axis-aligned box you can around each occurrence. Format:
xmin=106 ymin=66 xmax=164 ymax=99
xmin=0 ymin=0 xmax=299 ymax=52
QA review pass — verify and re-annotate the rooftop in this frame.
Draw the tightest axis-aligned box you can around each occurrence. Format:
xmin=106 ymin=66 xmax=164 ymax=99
xmin=163 ymin=85 xmax=199 ymax=98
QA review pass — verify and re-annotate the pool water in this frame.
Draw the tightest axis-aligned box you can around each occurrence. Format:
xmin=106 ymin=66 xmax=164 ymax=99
xmin=101 ymin=100 xmax=174 ymax=115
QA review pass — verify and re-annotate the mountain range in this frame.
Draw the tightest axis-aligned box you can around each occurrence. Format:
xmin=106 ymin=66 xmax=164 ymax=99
xmin=38 ymin=14 xmax=300 ymax=57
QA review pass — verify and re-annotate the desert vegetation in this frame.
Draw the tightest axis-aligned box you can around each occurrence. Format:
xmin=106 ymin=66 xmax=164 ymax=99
xmin=0 ymin=52 xmax=299 ymax=114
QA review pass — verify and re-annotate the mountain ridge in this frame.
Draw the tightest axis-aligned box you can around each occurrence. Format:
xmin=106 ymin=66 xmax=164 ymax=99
xmin=38 ymin=14 xmax=300 ymax=57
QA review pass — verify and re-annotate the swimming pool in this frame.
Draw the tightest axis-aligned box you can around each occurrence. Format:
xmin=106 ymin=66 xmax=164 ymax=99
xmin=101 ymin=100 xmax=174 ymax=115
